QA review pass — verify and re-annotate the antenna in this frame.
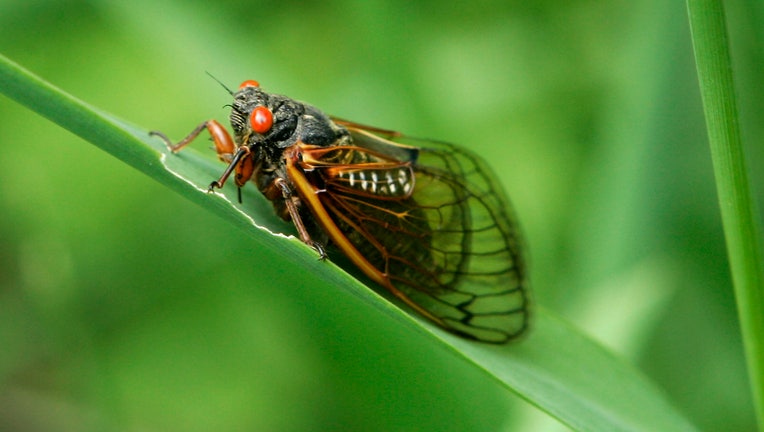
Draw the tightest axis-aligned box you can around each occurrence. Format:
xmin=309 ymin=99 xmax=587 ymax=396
xmin=205 ymin=71 xmax=234 ymax=95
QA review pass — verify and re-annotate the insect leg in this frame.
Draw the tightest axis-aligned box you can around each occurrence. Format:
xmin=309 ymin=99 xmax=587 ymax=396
xmin=151 ymin=121 xmax=254 ymax=194
xmin=208 ymin=146 xmax=251 ymax=192
xmin=150 ymin=120 xmax=235 ymax=161
xmin=274 ymin=178 xmax=328 ymax=260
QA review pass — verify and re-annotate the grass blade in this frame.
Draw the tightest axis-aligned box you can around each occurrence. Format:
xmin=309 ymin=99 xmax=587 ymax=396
xmin=686 ymin=0 xmax=764 ymax=428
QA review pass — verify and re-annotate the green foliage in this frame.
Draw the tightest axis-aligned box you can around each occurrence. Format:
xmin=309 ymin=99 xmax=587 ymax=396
xmin=687 ymin=0 xmax=764 ymax=428
xmin=0 ymin=0 xmax=760 ymax=430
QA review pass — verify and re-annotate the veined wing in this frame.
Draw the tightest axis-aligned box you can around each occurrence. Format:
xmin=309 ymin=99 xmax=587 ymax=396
xmin=286 ymin=123 xmax=529 ymax=343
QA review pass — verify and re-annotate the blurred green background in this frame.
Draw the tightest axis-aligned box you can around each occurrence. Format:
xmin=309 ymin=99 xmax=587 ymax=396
xmin=0 ymin=0 xmax=761 ymax=430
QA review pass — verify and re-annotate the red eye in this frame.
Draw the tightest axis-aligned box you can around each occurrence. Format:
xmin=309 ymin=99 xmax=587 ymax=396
xmin=250 ymin=106 xmax=273 ymax=134
xmin=239 ymin=79 xmax=260 ymax=89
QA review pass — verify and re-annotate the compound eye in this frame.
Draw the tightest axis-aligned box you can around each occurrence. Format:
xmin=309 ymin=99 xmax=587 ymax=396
xmin=238 ymin=79 xmax=260 ymax=89
xmin=249 ymin=106 xmax=273 ymax=134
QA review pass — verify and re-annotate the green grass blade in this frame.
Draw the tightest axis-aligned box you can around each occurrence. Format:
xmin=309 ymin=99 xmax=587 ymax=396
xmin=686 ymin=0 xmax=764 ymax=428
xmin=0 ymin=51 xmax=697 ymax=431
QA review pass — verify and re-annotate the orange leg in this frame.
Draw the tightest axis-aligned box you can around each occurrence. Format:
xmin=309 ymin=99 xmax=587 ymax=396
xmin=150 ymin=121 xmax=254 ymax=195
xmin=150 ymin=120 xmax=235 ymax=158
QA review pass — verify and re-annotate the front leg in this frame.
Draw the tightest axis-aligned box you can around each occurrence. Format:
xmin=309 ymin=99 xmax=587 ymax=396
xmin=151 ymin=121 xmax=255 ymax=195
xmin=150 ymin=120 xmax=235 ymax=160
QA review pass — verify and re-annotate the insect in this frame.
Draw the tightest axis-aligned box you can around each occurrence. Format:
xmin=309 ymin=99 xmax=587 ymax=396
xmin=151 ymin=79 xmax=529 ymax=343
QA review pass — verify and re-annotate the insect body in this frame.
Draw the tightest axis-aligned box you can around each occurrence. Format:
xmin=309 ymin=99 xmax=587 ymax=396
xmin=151 ymin=80 xmax=529 ymax=343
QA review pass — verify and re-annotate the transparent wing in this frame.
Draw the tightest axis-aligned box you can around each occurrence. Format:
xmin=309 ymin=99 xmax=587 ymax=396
xmin=295 ymin=123 xmax=529 ymax=343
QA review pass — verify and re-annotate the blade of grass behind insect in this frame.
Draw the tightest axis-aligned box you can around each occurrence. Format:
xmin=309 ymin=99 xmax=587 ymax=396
xmin=0 ymin=51 xmax=697 ymax=431
xmin=686 ymin=0 xmax=764 ymax=428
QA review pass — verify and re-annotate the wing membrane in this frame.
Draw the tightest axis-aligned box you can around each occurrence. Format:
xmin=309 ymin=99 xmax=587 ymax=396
xmin=293 ymin=125 xmax=529 ymax=343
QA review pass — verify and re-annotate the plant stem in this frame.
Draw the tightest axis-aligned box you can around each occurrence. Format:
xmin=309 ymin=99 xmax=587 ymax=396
xmin=686 ymin=0 xmax=764 ymax=428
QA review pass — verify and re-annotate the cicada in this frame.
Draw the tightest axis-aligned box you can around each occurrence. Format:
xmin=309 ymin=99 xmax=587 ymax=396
xmin=151 ymin=79 xmax=529 ymax=343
